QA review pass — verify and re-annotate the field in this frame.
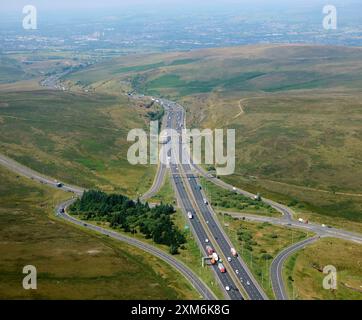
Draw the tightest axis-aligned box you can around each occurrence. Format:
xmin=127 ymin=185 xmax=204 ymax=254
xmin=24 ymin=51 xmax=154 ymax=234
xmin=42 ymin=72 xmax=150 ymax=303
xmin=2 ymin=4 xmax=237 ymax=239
xmin=0 ymin=166 xmax=198 ymax=299
xmin=219 ymin=213 xmax=310 ymax=299
xmin=284 ymin=238 xmax=362 ymax=300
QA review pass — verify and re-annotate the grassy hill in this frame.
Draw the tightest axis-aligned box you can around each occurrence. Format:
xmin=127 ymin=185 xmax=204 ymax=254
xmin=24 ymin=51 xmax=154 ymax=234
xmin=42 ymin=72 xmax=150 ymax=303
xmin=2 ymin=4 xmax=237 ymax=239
xmin=0 ymin=51 xmax=162 ymax=197
xmin=0 ymin=166 xmax=198 ymax=299
xmin=72 ymin=44 xmax=362 ymax=229
xmin=0 ymin=89 xmax=156 ymax=197
xmin=5 ymin=45 xmax=361 ymax=227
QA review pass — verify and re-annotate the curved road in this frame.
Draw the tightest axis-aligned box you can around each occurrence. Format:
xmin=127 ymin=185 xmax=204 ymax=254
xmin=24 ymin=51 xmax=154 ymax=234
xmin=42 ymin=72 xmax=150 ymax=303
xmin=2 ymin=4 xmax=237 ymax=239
xmin=140 ymin=107 xmax=170 ymax=202
xmin=270 ymin=236 xmax=320 ymax=300
xmin=0 ymin=154 xmax=84 ymax=195
xmin=224 ymin=212 xmax=362 ymax=245
xmin=57 ymin=200 xmax=216 ymax=300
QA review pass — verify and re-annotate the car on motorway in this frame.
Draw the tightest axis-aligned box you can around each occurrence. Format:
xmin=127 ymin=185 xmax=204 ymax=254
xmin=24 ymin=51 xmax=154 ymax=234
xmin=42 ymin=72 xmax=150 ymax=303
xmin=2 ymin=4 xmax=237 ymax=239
xmin=56 ymin=182 xmax=63 ymax=188
xmin=203 ymin=198 xmax=208 ymax=205
xmin=187 ymin=212 xmax=193 ymax=219
xmin=205 ymin=238 xmax=209 ymax=243
xmin=218 ymin=263 xmax=226 ymax=273
xmin=235 ymin=270 xmax=239 ymax=275
xmin=225 ymin=286 xmax=230 ymax=291
xmin=227 ymin=257 xmax=232 ymax=262
xmin=206 ymin=245 xmax=214 ymax=255
xmin=246 ymin=281 xmax=250 ymax=286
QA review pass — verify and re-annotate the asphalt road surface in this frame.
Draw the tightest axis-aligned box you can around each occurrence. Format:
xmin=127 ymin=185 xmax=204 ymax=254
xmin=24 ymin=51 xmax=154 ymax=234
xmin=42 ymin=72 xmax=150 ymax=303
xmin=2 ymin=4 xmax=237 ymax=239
xmin=140 ymin=108 xmax=170 ymax=201
xmin=0 ymin=154 xmax=84 ymax=195
xmin=225 ymin=212 xmax=362 ymax=245
xmin=161 ymin=99 xmax=266 ymax=300
xmin=270 ymin=236 xmax=320 ymax=300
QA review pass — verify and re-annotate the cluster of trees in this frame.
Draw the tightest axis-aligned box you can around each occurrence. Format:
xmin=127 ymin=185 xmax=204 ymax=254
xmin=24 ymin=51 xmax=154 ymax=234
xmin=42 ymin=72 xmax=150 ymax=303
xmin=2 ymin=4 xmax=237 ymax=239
xmin=147 ymin=108 xmax=165 ymax=121
xmin=147 ymin=108 xmax=165 ymax=133
xmin=69 ymin=190 xmax=185 ymax=254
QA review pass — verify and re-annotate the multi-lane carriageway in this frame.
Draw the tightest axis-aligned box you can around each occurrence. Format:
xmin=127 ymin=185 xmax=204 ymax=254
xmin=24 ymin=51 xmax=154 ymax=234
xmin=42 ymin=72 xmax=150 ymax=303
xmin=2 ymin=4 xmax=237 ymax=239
xmin=163 ymin=100 xmax=267 ymax=300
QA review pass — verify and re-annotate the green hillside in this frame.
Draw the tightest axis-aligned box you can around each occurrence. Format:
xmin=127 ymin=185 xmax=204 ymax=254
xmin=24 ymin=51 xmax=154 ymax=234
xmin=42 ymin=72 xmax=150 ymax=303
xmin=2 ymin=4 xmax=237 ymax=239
xmin=0 ymin=166 xmax=198 ymax=300
xmin=0 ymin=89 xmax=155 ymax=197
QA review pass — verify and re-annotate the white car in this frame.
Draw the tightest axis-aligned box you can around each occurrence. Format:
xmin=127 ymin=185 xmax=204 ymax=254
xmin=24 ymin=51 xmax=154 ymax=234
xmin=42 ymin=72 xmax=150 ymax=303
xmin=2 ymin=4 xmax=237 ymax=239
xmin=205 ymin=239 xmax=209 ymax=243
xmin=246 ymin=281 xmax=250 ymax=286
xmin=235 ymin=270 xmax=239 ymax=275
xmin=227 ymin=257 xmax=232 ymax=262
xmin=225 ymin=286 xmax=230 ymax=291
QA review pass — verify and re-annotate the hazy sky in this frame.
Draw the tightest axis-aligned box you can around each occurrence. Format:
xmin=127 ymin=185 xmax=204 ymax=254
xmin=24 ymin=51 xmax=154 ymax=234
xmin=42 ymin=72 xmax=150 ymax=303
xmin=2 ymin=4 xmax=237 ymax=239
xmin=1 ymin=0 xmax=348 ymax=12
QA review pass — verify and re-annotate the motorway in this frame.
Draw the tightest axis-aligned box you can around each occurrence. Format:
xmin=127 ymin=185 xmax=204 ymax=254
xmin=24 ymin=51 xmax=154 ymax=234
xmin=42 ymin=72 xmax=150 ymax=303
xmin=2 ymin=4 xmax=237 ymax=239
xmin=160 ymin=99 xmax=267 ymax=300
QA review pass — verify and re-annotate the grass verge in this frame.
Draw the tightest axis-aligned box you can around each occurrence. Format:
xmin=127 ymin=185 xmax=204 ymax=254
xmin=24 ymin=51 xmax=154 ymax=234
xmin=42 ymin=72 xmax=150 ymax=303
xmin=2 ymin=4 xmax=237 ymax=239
xmin=283 ymin=237 xmax=362 ymax=300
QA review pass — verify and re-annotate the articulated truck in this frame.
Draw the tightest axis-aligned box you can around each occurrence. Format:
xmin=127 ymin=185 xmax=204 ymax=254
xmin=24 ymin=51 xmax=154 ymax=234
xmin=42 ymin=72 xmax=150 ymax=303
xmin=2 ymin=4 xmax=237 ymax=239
xmin=231 ymin=248 xmax=238 ymax=257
